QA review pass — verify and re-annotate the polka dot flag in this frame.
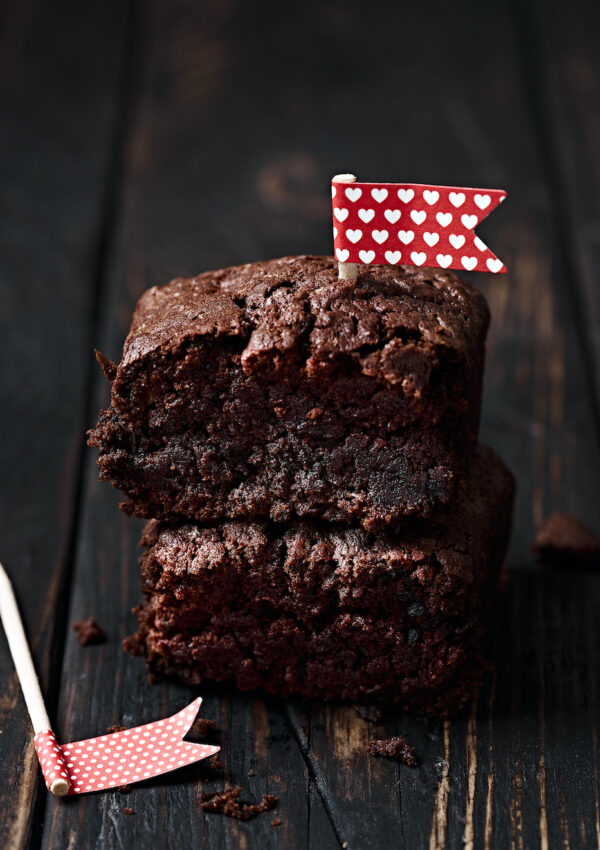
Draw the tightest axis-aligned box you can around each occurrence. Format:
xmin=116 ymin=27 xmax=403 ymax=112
xmin=34 ymin=698 xmax=219 ymax=795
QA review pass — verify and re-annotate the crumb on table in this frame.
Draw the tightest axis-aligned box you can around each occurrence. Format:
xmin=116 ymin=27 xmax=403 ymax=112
xmin=123 ymin=807 xmax=135 ymax=816
xmin=366 ymin=736 xmax=418 ymax=767
xmin=533 ymin=513 xmax=600 ymax=570
xmin=192 ymin=717 xmax=217 ymax=736
xmin=73 ymin=617 xmax=106 ymax=646
xmin=106 ymin=723 xmax=127 ymax=734
xmin=200 ymin=786 xmax=278 ymax=821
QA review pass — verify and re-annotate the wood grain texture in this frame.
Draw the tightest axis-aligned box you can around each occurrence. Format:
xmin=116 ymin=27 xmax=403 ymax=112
xmin=1 ymin=0 xmax=599 ymax=847
xmin=0 ymin=1 xmax=129 ymax=846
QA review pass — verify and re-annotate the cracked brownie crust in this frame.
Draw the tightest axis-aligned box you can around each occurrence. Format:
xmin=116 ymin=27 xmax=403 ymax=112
xmin=89 ymin=256 xmax=489 ymax=530
xmin=128 ymin=445 xmax=514 ymax=715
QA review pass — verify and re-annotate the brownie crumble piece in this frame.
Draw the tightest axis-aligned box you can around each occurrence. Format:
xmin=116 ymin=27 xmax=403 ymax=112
xmin=200 ymin=786 xmax=278 ymax=821
xmin=123 ymin=807 xmax=135 ymax=816
xmin=73 ymin=617 xmax=106 ymax=646
xmin=89 ymin=255 xmax=490 ymax=531
xmin=366 ymin=736 xmax=418 ymax=767
xmin=533 ymin=513 xmax=600 ymax=570
xmin=106 ymin=723 xmax=127 ymax=734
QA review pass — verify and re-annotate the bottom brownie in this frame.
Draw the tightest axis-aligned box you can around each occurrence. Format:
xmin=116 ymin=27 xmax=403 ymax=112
xmin=128 ymin=445 xmax=514 ymax=716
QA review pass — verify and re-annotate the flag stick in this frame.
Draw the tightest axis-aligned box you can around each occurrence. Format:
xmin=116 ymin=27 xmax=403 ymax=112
xmin=0 ymin=562 xmax=70 ymax=796
xmin=333 ymin=173 xmax=358 ymax=281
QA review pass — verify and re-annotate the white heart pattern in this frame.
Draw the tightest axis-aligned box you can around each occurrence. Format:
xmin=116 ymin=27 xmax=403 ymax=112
xmin=486 ymin=258 xmax=503 ymax=273
xmin=336 ymin=248 xmax=350 ymax=262
xmin=331 ymin=186 xmax=336 ymax=198
xmin=333 ymin=227 xmax=337 ymax=238
xmin=423 ymin=190 xmax=439 ymax=205
xmin=398 ymin=188 xmax=415 ymax=203
xmin=436 ymin=254 xmax=452 ymax=268
xmin=345 ymin=187 xmax=362 ymax=202
xmin=436 ymin=212 xmax=452 ymax=227
xmin=384 ymin=209 xmax=401 ymax=224
xmin=474 ymin=193 xmax=491 ymax=209
xmin=346 ymin=229 xmax=362 ymax=243
xmin=410 ymin=251 xmax=427 ymax=266
xmin=461 ymin=214 xmax=477 ymax=229
xmin=423 ymin=232 xmax=439 ymax=247
xmin=410 ymin=210 xmax=426 ymax=225
xmin=449 ymin=234 xmax=465 ymax=249
xmin=371 ymin=188 xmax=388 ymax=203
xmin=398 ymin=230 xmax=415 ymax=245
xmin=359 ymin=250 xmax=375 ymax=263
xmin=474 ymin=236 xmax=487 ymax=252
xmin=358 ymin=209 xmax=375 ymax=223
xmin=372 ymin=230 xmax=389 ymax=244
xmin=461 ymin=256 xmax=477 ymax=271
xmin=449 ymin=192 xmax=466 ymax=208
xmin=334 ymin=208 xmax=349 ymax=222
xmin=385 ymin=251 xmax=402 ymax=264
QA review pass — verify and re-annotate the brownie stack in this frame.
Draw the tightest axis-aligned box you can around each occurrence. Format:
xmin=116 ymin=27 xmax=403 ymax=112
xmin=90 ymin=255 xmax=514 ymax=716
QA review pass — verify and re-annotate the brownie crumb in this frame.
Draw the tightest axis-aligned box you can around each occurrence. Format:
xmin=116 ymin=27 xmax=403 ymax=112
xmin=123 ymin=807 xmax=135 ymax=815
xmin=119 ymin=784 xmax=131 ymax=794
xmin=192 ymin=717 xmax=217 ymax=736
xmin=248 ymin=769 xmax=255 ymax=777
xmin=209 ymin=754 xmax=222 ymax=769
xmin=94 ymin=349 xmax=118 ymax=382
xmin=106 ymin=724 xmax=127 ymax=734
xmin=271 ymin=818 xmax=282 ymax=826
xmin=200 ymin=786 xmax=278 ymax=821
xmin=73 ymin=618 xmax=106 ymax=646
xmin=366 ymin=736 xmax=418 ymax=767
xmin=354 ymin=704 xmax=383 ymax=723
xmin=533 ymin=513 xmax=600 ymax=570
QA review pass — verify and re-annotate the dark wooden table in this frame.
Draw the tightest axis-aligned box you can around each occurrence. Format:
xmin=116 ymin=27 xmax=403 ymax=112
xmin=2 ymin=0 xmax=600 ymax=847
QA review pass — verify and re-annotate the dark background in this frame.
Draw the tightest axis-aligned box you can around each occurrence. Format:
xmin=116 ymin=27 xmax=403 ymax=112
xmin=1 ymin=0 xmax=600 ymax=847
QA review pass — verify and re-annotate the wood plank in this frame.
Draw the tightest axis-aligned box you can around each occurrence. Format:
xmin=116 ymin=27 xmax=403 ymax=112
xmin=40 ymin=0 xmax=600 ymax=848
xmin=0 ymin=2 xmax=130 ymax=847
xmin=40 ymin=2 xmax=339 ymax=847
xmin=513 ymin=0 xmax=600 ymax=411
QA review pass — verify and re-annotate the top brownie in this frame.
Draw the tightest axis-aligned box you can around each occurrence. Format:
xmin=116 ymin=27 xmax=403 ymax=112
xmin=89 ymin=255 xmax=489 ymax=529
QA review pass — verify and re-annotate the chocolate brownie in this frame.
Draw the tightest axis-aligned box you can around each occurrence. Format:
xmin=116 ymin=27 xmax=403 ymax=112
xmin=89 ymin=256 xmax=489 ymax=530
xmin=128 ymin=445 xmax=514 ymax=716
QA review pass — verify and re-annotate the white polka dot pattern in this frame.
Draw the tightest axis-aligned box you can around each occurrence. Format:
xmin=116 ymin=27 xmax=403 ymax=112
xmin=33 ymin=698 xmax=219 ymax=795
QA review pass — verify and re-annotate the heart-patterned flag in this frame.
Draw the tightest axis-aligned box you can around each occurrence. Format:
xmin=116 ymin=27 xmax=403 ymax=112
xmin=34 ymin=698 xmax=219 ymax=795
xmin=332 ymin=179 xmax=506 ymax=273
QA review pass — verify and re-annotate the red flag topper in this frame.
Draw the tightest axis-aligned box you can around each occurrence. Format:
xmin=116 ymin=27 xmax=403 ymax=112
xmin=0 ymin=561 xmax=219 ymax=797
xmin=34 ymin=698 xmax=218 ymax=795
xmin=331 ymin=175 xmax=506 ymax=274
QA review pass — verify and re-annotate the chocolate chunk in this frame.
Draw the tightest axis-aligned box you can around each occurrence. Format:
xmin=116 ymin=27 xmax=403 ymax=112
xmin=106 ymin=724 xmax=127 ymax=734
xmin=123 ymin=807 xmax=135 ymax=815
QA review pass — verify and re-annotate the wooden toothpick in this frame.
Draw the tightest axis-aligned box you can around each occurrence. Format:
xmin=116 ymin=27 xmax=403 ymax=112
xmin=0 ymin=562 xmax=70 ymax=796
xmin=333 ymin=173 xmax=358 ymax=281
